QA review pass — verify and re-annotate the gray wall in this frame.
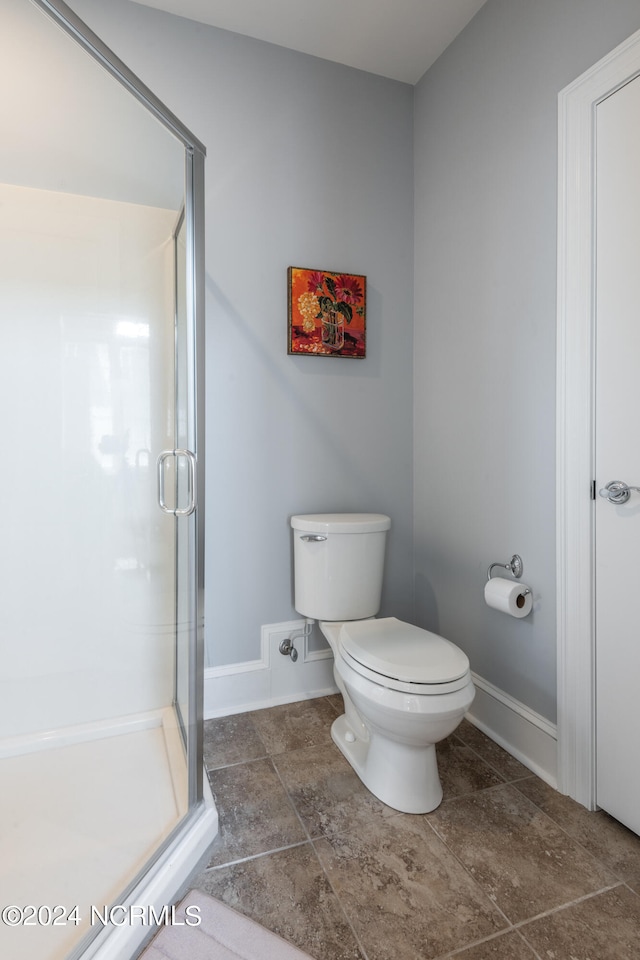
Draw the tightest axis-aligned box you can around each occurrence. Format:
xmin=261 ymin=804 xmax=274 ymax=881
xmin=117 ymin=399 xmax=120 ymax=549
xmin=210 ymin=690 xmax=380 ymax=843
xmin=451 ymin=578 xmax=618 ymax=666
xmin=413 ymin=0 xmax=640 ymax=723
xmin=71 ymin=0 xmax=415 ymax=666
xmin=63 ymin=0 xmax=640 ymax=723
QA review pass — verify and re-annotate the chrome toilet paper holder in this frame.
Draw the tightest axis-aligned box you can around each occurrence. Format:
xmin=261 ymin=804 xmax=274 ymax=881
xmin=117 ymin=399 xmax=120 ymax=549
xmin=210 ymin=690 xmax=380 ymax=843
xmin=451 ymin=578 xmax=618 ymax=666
xmin=487 ymin=554 xmax=530 ymax=594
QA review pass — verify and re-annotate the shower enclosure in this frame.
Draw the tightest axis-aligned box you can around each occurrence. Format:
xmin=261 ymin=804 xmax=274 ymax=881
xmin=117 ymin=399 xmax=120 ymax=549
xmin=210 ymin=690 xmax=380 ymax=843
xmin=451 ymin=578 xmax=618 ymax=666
xmin=0 ymin=2 xmax=217 ymax=959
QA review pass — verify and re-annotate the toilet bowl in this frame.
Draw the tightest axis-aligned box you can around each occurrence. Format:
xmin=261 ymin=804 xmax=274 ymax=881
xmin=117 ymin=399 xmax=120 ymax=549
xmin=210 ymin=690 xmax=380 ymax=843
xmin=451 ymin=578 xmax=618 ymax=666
xmin=321 ymin=618 xmax=474 ymax=813
xmin=291 ymin=514 xmax=475 ymax=814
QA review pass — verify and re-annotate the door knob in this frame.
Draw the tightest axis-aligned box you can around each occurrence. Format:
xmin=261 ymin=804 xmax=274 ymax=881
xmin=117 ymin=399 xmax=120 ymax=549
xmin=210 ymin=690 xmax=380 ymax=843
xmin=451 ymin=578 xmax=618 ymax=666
xmin=598 ymin=480 xmax=640 ymax=504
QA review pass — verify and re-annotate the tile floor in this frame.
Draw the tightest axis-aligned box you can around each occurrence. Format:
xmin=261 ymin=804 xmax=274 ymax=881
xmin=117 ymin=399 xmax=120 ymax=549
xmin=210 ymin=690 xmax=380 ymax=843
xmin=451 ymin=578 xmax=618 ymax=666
xmin=190 ymin=695 xmax=640 ymax=960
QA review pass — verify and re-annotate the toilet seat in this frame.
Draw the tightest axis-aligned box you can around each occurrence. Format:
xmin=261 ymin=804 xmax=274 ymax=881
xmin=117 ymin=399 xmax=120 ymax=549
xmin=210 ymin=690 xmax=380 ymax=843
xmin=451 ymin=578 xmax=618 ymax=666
xmin=338 ymin=617 xmax=471 ymax=695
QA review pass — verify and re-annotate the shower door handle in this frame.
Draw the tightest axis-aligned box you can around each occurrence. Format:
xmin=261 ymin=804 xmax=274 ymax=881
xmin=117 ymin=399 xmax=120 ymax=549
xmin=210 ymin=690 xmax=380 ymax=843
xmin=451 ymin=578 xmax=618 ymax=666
xmin=157 ymin=449 xmax=197 ymax=517
xmin=174 ymin=449 xmax=197 ymax=517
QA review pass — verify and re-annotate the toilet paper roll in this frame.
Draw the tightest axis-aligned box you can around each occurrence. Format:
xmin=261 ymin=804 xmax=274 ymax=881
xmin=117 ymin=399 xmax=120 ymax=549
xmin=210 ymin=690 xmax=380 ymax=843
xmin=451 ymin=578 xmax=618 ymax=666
xmin=484 ymin=577 xmax=532 ymax=618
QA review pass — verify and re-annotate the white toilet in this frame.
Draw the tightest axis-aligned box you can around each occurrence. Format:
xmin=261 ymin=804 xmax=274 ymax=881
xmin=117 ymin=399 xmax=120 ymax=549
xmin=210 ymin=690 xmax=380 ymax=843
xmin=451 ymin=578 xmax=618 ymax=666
xmin=291 ymin=513 xmax=475 ymax=814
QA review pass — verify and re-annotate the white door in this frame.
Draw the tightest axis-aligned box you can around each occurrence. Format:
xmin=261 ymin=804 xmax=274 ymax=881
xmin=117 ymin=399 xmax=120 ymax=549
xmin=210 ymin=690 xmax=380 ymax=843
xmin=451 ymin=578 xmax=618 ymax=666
xmin=595 ymin=73 xmax=640 ymax=835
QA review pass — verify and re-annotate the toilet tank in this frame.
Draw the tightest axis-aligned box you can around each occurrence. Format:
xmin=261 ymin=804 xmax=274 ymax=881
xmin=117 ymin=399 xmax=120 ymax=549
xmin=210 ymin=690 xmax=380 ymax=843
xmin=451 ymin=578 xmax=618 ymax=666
xmin=291 ymin=513 xmax=391 ymax=621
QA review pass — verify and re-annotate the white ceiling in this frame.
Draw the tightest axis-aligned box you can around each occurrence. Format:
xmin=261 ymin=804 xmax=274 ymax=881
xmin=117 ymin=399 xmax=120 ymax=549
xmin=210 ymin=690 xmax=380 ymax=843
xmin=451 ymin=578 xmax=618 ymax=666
xmin=128 ymin=0 xmax=488 ymax=85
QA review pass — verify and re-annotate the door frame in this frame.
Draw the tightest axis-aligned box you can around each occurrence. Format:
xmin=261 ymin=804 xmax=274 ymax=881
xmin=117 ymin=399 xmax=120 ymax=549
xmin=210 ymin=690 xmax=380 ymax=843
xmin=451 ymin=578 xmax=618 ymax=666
xmin=557 ymin=27 xmax=640 ymax=809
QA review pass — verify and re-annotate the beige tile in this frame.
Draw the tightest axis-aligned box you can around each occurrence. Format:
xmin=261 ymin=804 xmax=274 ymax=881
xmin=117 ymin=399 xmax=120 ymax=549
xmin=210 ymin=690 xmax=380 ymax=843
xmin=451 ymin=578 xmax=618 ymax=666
xmin=325 ymin=693 xmax=344 ymax=716
xmin=185 ymin=698 xmax=640 ymax=959
xmin=247 ymin=699 xmax=336 ymax=755
xmin=520 ymin=885 xmax=640 ymax=959
xmin=426 ymin=783 xmax=615 ymax=923
xmin=203 ymin=713 xmax=267 ymax=770
xmin=436 ymin=736 xmax=505 ymax=799
xmin=455 ymin=720 xmax=531 ymax=782
xmin=194 ymin=844 xmax=364 ymax=960
xmin=273 ymin=742 xmax=397 ymax=839
xmin=314 ymin=815 xmax=506 ymax=960
xmin=206 ymin=758 xmax=306 ymax=866
xmin=626 ymin=875 xmax=640 ymax=896
xmin=515 ymin=775 xmax=640 ymax=883
xmin=446 ymin=930 xmax=537 ymax=959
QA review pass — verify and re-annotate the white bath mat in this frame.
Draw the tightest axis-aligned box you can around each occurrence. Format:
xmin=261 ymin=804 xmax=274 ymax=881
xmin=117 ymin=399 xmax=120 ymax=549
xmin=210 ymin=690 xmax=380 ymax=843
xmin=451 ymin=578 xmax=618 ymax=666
xmin=141 ymin=889 xmax=315 ymax=960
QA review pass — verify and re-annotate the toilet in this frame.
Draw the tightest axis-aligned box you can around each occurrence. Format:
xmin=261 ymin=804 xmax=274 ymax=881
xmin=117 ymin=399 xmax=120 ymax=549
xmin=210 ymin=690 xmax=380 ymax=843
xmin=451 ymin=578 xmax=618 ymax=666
xmin=291 ymin=513 xmax=475 ymax=814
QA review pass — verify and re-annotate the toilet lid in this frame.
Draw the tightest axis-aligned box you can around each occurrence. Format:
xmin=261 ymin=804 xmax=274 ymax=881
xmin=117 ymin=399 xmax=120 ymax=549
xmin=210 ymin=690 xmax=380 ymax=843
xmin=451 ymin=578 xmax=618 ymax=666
xmin=339 ymin=617 xmax=469 ymax=685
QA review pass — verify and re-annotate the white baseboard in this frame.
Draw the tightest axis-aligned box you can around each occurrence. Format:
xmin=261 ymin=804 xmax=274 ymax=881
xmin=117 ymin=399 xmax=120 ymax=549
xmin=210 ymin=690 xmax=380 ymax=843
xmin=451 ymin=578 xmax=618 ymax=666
xmin=203 ymin=620 xmax=338 ymax=719
xmin=467 ymin=672 xmax=557 ymax=788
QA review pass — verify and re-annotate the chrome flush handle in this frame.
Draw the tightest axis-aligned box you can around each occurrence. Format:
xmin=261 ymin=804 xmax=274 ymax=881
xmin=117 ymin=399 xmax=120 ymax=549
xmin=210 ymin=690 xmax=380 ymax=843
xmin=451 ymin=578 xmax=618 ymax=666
xmin=299 ymin=534 xmax=327 ymax=542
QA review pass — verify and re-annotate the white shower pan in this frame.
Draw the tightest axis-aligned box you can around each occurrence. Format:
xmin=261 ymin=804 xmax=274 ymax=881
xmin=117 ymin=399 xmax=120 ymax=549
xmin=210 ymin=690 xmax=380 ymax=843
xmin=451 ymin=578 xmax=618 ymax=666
xmin=0 ymin=710 xmax=217 ymax=960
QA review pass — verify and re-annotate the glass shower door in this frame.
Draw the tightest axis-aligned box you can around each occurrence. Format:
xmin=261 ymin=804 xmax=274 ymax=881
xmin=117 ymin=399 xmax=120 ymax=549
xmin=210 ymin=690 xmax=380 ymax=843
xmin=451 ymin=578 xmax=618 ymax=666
xmin=0 ymin=2 xmax=211 ymax=959
xmin=159 ymin=208 xmax=198 ymax=774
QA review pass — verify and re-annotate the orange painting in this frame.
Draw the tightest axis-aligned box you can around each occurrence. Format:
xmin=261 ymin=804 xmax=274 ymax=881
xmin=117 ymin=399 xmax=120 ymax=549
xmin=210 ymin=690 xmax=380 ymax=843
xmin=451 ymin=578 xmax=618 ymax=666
xmin=288 ymin=266 xmax=366 ymax=358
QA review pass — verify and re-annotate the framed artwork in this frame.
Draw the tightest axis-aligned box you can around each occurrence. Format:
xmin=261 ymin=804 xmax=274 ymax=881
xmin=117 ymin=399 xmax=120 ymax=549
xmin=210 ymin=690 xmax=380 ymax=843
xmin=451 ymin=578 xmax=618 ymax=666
xmin=288 ymin=266 xmax=366 ymax=358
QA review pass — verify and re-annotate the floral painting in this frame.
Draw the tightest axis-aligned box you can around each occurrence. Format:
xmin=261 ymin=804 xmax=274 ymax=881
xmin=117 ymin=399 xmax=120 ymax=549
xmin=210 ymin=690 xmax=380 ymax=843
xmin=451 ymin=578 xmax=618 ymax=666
xmin=288 ymin=266 xmax=366 ymax=358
